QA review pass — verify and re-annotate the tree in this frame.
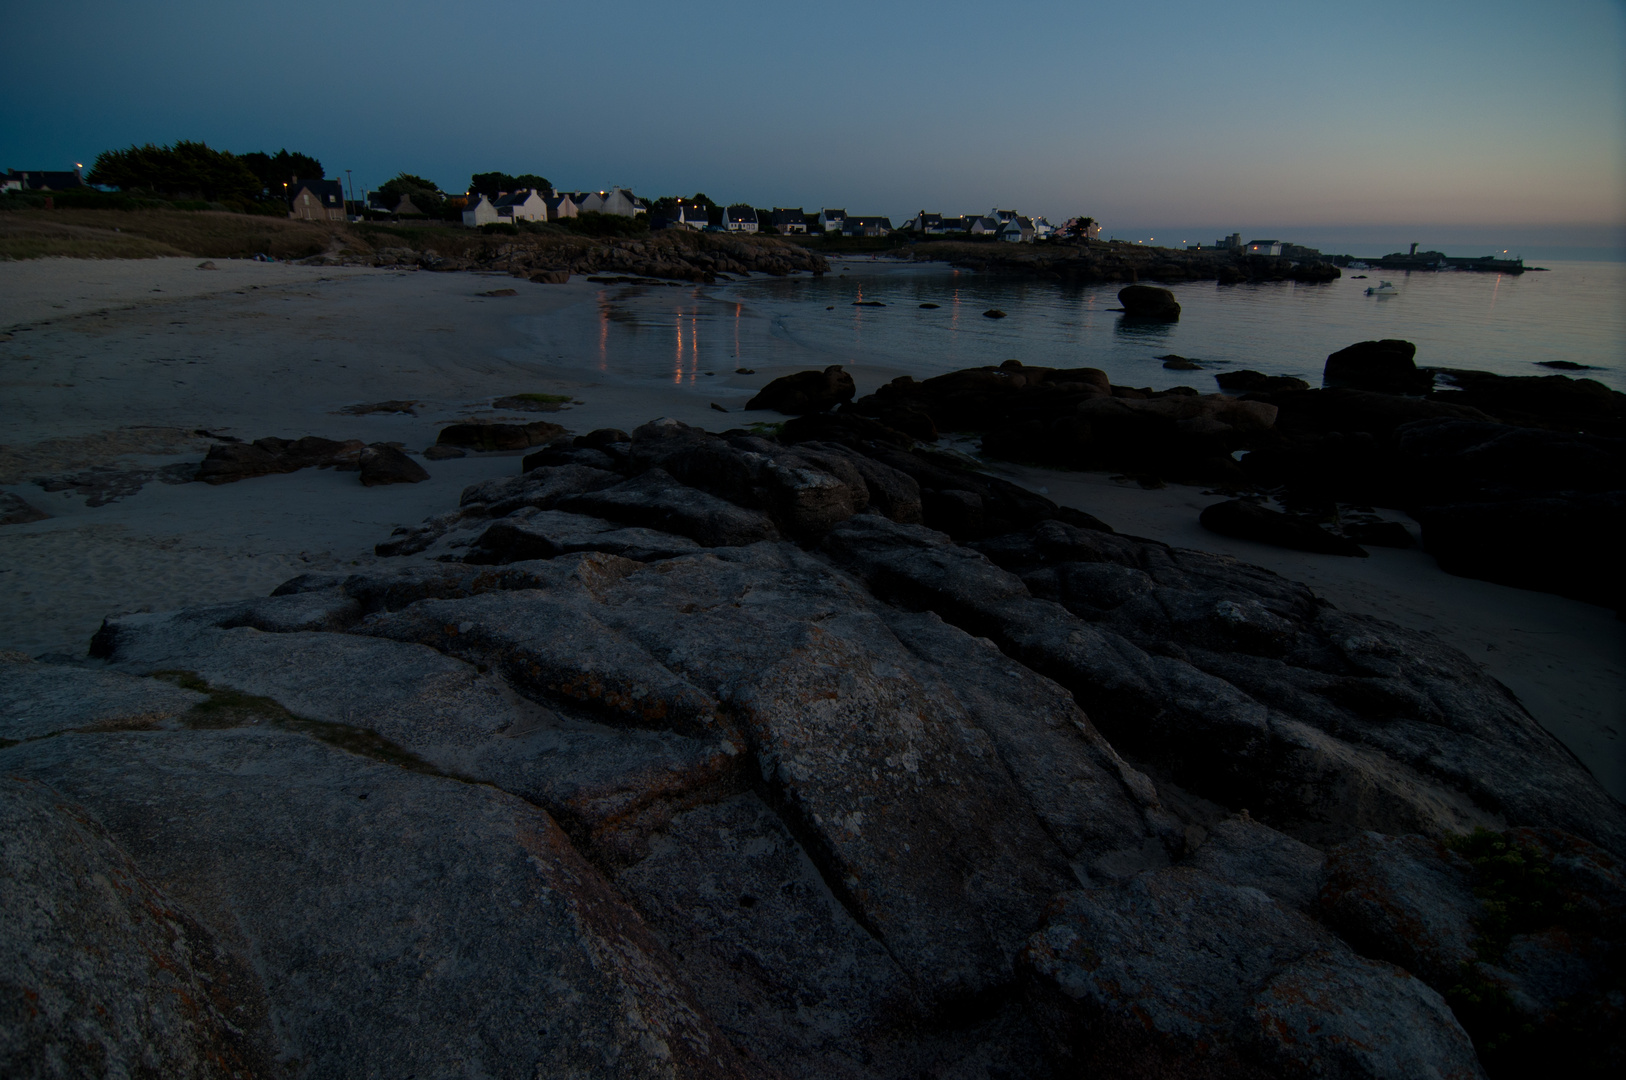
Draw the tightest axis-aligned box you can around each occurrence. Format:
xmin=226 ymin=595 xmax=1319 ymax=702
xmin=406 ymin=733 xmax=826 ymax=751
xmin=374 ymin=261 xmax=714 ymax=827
xmin=240 ymin=149 xmax=324 ymax=195
xmin=469 ymin=171 xmax=552 ymax=198
xmin=379 ymin=173 xmax=444 ymax=216
xmin=86 ymin=141 xmax=261 ymax=202
xmin=1065 ymin=216 xmax=1100 ymax=243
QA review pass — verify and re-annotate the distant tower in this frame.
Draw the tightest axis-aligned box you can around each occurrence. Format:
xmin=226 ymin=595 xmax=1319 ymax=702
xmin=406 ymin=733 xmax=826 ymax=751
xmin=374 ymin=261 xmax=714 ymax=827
xmin=1409 ymin=242 xmax=1418 ymax=256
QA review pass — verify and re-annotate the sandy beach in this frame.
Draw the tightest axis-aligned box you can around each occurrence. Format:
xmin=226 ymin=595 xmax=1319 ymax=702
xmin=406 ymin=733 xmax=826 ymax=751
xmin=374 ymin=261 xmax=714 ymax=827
xmin=2 ymin=256 xmax=1619 ymax=798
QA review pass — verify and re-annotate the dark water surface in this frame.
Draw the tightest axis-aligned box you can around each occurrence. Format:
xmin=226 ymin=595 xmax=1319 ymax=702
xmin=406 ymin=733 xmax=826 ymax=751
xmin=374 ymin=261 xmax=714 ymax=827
xmin=519 ymin=258 xmax=1624 ymax=400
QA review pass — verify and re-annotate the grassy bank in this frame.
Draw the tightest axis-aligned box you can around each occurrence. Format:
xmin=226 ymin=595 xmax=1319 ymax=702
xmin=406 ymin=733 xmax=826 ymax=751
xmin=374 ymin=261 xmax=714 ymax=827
xmin=0 ymin=208 xmax=348 ymax=261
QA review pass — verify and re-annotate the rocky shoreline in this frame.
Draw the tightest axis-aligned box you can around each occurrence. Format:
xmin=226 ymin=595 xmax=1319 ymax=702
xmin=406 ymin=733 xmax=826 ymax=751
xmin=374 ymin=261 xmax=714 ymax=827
xmin=7 ymin=394 xmax=1623 ymax=1077
xmin=840 ymin=338 xmax=1625 ymax=612
xmin=889 ymin=239 xmax=1341 ymax=284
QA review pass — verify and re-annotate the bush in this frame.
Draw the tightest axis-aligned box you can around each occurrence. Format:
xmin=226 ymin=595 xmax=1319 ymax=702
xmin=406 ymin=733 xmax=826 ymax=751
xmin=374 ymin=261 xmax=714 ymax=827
xmin=558 ymin=211 xmax=648 ymax=238
xmin=479 ymin=222 xmax=519 ymax=236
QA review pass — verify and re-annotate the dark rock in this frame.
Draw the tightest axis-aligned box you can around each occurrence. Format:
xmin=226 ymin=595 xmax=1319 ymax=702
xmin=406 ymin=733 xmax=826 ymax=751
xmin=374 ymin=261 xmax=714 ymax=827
xmin=477 ymin=287 xmax=519 ymax=297
xmin=1 ymin=653 xmax=206 ymax=741
xmin=1200 ymin=499 xmax=1369 ymax=556
xmin=1162 ymin=357 xmax=1201 ymax=370
xmin=492 ymin=394 xmax=569 ymax=412
xmin=422 ymin=443 xmax=466 ymax=460
xmin=1324 ymin=339 xmax=1434 ymax=394
xmin=745 ymin=365 xmax=856 ymax=415
xmin=735 ymin=367 xmax=756 ymax=374
xmin=1214 ymin=369 xmax=1310 ymax=393
xmin=1021 ymin=866 xmax=1483 ymax=1079
xmin=1 ymin=491 xmax=49 ymax=525
xmin=1344 ymin=519 xmax=1415 ymax=548
xmin=1183 ymin=813 xmax=1327 ymax=912
xmin=1117 ymin=285 xmax=1181 ymax=320
xmin=468 ymin=509 xmax=702 ymax=564
xmin=1429 ymin=368 xmax=1625 ymax=436
xmin=196 ymin=435 xmax=364 ymax=484
xmin=1413 ymin=491 xmax=1624 ymax=609
xmin=436 ymin=420 xmax=566 ymax=452
xmin=559 ymin=468 xmax=780 ymax=547
xmin=528 ymin=269 xmax=569 ymax=284
xmin=853 ymin=300 xmax=885 ymax=307
xmin=3 ymin=726 xmax=762 ymax=1078
xmin=1 ymin=775 xmax=278 ymax=1077
xmin=919 ymin=303 xmax=940 ymax=309
xmin=358 ymin=443 xmax=429 ymax=486
xmin=337 ymin=399 xmax=417 ymax=415
xmin=1536 ymin=360 xmax=1592 ymax=371
xmin=710 ymin=402 xmax=727 ymax=412
xmin=983 ymin=309 xmax=1007 ymax=319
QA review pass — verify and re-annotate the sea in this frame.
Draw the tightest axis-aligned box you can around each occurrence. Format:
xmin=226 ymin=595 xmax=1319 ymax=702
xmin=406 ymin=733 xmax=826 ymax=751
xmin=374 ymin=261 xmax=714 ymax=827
xmin=518 ymin=257 xmax=1625 ymax=401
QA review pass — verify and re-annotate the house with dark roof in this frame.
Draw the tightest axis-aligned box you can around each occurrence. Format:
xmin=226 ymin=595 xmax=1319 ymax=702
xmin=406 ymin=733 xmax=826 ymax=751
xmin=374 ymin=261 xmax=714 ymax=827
xmin=494 ymin=188 xmax=547 ymax=223
xmin=288 ymin=179 xmax=345 ymax=222
xmin=462 ymin=194 xmax=498 ymax=227
xmin=769 ymin=207 xmax=807 ymax=234
xmin=366 ymin=192 xmax=426 ymax=216
xmin=675 ymin=201 xmax=711 ymax=229
xmin=3 ymin=169 xmax=86 ymax=192
xmin=967 ymin=215 xmax=1001 ymax=235
xmin=818 ymin=208 xmax=846 ymax=233
xmin=725 ymin=205 xmax=758 ymax=233
xmin=842 ymin=216 xmax=893 ymax=237
xmin=543 ymin=191 xmax=578 ymax=220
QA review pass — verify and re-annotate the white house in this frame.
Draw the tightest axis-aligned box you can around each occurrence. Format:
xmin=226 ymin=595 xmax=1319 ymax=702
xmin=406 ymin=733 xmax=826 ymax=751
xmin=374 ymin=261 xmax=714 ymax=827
xmin=819 ymin=208 xmax=847 ymax=233
xmin=288 ymin=179 xmax=345 ymax=222
xmin=1246 ymin=239 xmax=1283 ymax=255
xmin=544 ymin=191 xmax=578 ymax=220
xmin=967 ymin=215 xmax=1000 ymax=235
xmin=725 ymin=204 xmax=758 ymax=233
xmin=494 ymin=188 xmax=548 ymax=223
xmin=462 ymin=194 xmax=499 ymax=227
xmin=577 ymin=187 xmax=645 ymax=217
xmin=675 ymin=201 xmax=711 ymax=228
xmin=770 ymin=207 xmax=808 ymax=234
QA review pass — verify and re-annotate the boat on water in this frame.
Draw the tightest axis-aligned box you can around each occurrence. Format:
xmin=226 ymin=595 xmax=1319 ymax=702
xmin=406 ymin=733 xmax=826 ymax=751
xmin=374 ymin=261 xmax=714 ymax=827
xmin=1365 ymin=280 xmax=1398 ymax=296
xmin=1347 ymin=260 xmax=1371 ymax=270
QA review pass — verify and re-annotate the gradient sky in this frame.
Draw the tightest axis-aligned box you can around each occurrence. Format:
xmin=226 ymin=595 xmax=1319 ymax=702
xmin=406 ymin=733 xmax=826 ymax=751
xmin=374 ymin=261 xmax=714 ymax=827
xmin=3 ymin=0 xmax=1622 ymax=248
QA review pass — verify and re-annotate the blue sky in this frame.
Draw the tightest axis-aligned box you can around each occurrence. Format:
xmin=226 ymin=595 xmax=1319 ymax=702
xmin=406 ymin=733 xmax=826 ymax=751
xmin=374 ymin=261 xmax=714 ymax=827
xmin=3 ymin=0 xmax=1622 ymax=250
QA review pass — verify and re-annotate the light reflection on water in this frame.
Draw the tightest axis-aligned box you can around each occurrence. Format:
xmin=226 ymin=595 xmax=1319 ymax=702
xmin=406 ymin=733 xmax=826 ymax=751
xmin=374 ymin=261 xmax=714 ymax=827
xmin=527 ymin=260 xmax=1625 ymax=396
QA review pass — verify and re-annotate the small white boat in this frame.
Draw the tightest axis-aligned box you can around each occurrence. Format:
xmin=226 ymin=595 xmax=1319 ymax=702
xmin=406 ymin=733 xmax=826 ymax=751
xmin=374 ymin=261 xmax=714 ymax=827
xmin=1347 ymin=260 xmax=1371 ymax=270
xmin=1365 ymin=280 xmax=1398 ymax=296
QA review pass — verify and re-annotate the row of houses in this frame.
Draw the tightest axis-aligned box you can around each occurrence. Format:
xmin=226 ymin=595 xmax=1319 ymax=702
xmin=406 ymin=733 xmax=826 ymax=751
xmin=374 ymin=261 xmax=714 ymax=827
xmin=898 ymin=208 xmax=1056 ymax=243
xmin=458 ymin=186 xmax=646 ymax=226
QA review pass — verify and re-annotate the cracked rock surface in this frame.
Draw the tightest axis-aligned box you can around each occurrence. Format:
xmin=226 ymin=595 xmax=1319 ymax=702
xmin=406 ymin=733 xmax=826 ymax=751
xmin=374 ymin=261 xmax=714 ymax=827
xmin=5 ymin=413 xmax=1620 ymax=1078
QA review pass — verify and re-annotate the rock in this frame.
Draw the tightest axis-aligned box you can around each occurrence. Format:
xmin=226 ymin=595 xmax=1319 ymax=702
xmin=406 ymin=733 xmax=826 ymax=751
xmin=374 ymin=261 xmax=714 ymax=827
xmin=1199 ymin=498 xmax=1369 ymax=556
xmin=468 ymin=509 xmax=702 ymax=564
xmin=492 ymin=393 xmax=570 ymax=412
xmin=745 ymin=365 xmax=856 ymax=415
xmin=529 ymin=269 xmax=569 ymax=284
xmin=358 ymin=442 xmax=429 ymax=486
xmin=1 ymin=775 xmax=276 ymax=1078
xmin=1162 ymin=357 xmax=1201 ymax=370
xmin=477 ymin=287 xmax=519 ymax=297
xmin=1344 ymin=519 xmax=1415 ymax=548
xmin=1536 ymin=360 xmax=1592 ymax=371
xmin=0 ymin=491 xmax=49 ymax=525
xmin=1323 ymin=339 xmax=1433 ymax=394
xmin=829 ymin=514 xmax=1626 ymax=860
xmin=1428 ymin=368 xmax=1625 ymax=437
xmin=1413 ymin=491 xmax=1624 ymax=609
xmin=919 ymin=303 xmax=940 ymax=309
xmin=1183 ymin=813 xmax=1327 ymax=912
xmin=338 ymin=399 xmax=417 ymax=415
xmin=422 ymin=443 xmax=466 ymax=460
xmin=1319 ymin=833 xmax=1482 ymax=988
xmin=710 ymin=402 xmax=727 ymax=412
xmin=983 ymin=309 xmax=1007 ymax=319
xmin=1214 ymin=369 xmax=1310 ymax=393
xmin=436 ymin=419 xmax=566 ymax=452
xmin=735 ymin=367 xmax=756 ymax=374
xmin=3 ymin=726 xmax=762 ymax=1078
xmin=1117 ymin=285 xmax=1181 ymax=320
xmin=195 ymin=435 xmax=364 ymax=484
xmin=0 ymin=654 xmax=207 ymax=742
xmin=559 ymin=468 xmax=781 ymax=547
xmin=1020 ymin=866 xmax=1485 ymax=1079
xmin=196 ymin=260 xmax=217 ymax=270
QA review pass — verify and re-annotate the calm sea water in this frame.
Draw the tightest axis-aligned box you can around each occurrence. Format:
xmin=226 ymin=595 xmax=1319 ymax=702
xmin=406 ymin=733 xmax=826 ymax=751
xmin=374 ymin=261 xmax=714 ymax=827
xmin=518 ymin=258 xmax=1624 ymax=399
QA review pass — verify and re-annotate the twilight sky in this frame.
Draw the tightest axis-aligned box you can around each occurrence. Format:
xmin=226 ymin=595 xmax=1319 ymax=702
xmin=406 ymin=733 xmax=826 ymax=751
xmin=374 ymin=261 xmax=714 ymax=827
xmin=3 ymin=0 xmax=1623 ymax=250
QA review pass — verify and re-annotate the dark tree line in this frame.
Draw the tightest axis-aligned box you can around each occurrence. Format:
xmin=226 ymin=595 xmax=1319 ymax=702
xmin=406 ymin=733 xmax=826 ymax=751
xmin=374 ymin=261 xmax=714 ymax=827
xmin=86 ymin=141 xmax=326 ymax=203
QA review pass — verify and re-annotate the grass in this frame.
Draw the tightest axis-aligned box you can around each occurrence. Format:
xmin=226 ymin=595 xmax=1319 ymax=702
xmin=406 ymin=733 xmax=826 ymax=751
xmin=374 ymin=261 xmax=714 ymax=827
xmin=0 ymin=208 xmax=342 ymax=260
xmin=150 ymin=670 xmax=442 ymax=774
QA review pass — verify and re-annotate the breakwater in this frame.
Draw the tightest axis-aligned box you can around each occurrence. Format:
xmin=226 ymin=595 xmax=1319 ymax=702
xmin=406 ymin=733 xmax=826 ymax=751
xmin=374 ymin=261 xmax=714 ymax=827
xmin=893 ymin=239 xmax=1341 ymax=284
